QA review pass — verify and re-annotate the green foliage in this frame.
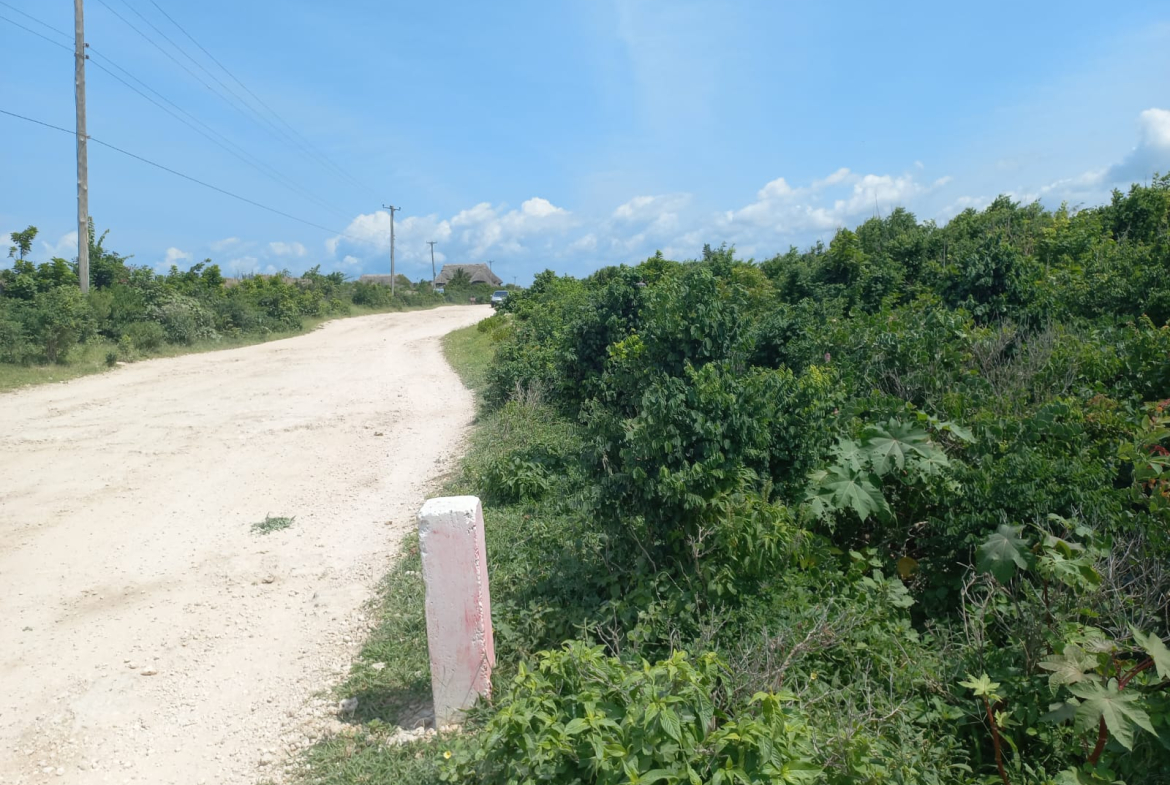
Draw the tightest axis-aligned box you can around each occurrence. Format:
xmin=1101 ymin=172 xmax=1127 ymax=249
xmin=307 ymin=181 xmax=1170 ymax=785
xmin=1 ymin=224 xmax=447 ymax=380
xmin=124 ymin=321 xmax=166 ymax=352
xmin=975 ymin=524 xmax=1030 ymax=583
xmin=251 ymin=515 xmax=295 ymax=535
xmin=442 ymin=643 xmax=820 ymax=785
xmin=7 ymin=226 xmax=37 ymax=261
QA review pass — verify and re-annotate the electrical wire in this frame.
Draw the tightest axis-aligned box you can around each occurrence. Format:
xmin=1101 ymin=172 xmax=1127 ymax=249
xmin=115 ymin=0 xmax=374 ymax=198
xmin=0 ymin=8 xmax=354 ymax=219
xmin=0 ymin=0 xmax=70 ymax=41
xmin=87 ymin=56 xmax=352 ymax=220
xmin=0 ymin=12 xmax=72 ymax=50
xmin=0 ymin=107 xmax=365 ymax=242
xmin=145 ymin=0 xmax=378 ymax=197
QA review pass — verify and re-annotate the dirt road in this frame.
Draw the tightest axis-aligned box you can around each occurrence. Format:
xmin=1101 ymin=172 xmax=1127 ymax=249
xmin=0 ymin=305 xmax=490 ymax=784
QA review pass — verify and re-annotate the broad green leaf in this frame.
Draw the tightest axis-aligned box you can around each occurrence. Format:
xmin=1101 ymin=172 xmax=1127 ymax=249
xmin=805 ymin=465 xmax=890 ymax=521
xmin=1038 ymin=645 xmax=1099 ymax=689
xmin=781 ymin=760 xmax=823 ymax=783
xmin=638 ymin=770 xmax=673 ymax=785
xmin=862 ymin=420 xmax=933 ymax=476
xmin=939 ymin=420 xmax=975 ymax=443
xmin=1132 ymin=628 xmax=1170 ymax=680
xmin=1068 ymin=679 xmax=1157 ymax=750
xmin=959 ymin=673 xmax=1000 ymax=697
xmin=976 ymin=524 xmax=1029 ymax=583
xmin=563 ymin=717 xmax=589 ymax=736
xmin=1040 ymin=700 xmax=1080 ymax=724
xmin=660 ymin=707 xmax=682 ymax=743
xmin=832 ymin=437 xmax=864 ymax=473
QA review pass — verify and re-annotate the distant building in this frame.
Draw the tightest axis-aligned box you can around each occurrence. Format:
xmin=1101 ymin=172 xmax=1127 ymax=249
xmin=434 ymin=263 xmax=502 ymax=287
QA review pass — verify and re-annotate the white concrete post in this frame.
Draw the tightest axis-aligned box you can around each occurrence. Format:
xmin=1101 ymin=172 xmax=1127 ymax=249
xmin=417 ymin=496 xmax=495 ymax=726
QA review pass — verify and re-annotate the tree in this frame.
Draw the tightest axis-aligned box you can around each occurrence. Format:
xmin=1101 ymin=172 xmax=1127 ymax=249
xmin=8 ymin=226 xmax=37 ymax=262
xmin=448 ymin=268 xmax=472 ymax=288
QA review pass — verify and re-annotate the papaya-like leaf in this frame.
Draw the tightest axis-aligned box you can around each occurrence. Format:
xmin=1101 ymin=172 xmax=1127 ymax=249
xmin=1068 ymin=679 xmax=1156 ymax=750
xmin=806 ymin=465 xmax=890 ymax=521
xmin=1131 ymin=628 xmax=1170 ymax=680
xmin=1038 ymin=645 xmax=1099 ymax=689
xmin=976 ymin=524 xmax=1029 ymax=583
xmin=861 ymin=420 xmax=933 ymax=476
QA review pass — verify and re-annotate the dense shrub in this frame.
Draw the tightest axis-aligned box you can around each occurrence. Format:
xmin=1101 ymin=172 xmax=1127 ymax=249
xmin=123 ymin=321 xmax=166 ymax=352
xmin=451 ymin=179 xmax=1170 ymax=785
xmin=1 ymin=222 xmax=448 ymax=372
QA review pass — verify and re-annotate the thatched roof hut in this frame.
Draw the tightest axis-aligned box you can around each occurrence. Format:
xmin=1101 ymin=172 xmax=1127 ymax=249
xmin=434 ymin=263 xmax=502 ymax=287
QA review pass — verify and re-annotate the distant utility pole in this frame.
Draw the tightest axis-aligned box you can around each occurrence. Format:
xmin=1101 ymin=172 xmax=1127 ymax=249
xmin=383 ymin=204 xmax=400 ymax=296
xmin=74 ymin=0 xmax=89 ymax=293
xmin=427 ymin=240 xmax=437 ymax=284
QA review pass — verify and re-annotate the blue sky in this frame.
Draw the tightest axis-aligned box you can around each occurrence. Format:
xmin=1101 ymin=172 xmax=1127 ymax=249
xmin=2 ymin=1 xmax=1169 ymax=285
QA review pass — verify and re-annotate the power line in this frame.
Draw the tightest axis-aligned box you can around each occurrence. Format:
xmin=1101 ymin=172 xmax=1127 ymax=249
xmin=144 ymin=0 xmax=376 ymax=197
xmin=0 ymin=10 xmax=352 ymax=220
xmin=0 ymin=0 xmax=70 ymax=40
xmin=0 ymin=12 xmax=72 ymax=50
xmin=0 ymin=107 xmax=365 ymax=242
xmin=86 ymin=55 xmax=352 ymax=220
xmin=114 ymin=0 xmax=298 ymax=147
xmin=109 ymin=0 xmax=373 ymax=198
xmin=92 ymin=0 xmax=277 ymax=137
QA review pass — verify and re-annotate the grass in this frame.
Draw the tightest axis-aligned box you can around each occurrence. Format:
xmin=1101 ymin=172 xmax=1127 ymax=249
xmin=440 ymin=320 xmax=497 ymax=393
xmin=0 ymin=302 xmax=457 ymax=394
xmin=291 ymin=321 xmax=499 ymax=784
xmin=291 ymin=319 xmax=599 ymax=785
xmin=251 ymin=514 xmax=296 ymax=535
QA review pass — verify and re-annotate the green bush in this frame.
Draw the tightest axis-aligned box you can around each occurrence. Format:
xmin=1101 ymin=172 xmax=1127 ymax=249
xmin=442 ymin=643 xmax=820 ymax=785
xmin=0 ymin=313 xmax=32 ymax=364
xmin=27 ymin=286 xmax=92 ymax=362
xmin=123 ymin=321 xmax=166 ymax=352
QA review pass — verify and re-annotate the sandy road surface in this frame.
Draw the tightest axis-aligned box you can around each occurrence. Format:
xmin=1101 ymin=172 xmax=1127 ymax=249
xmin=0 ymin=305 xmax=490 ymax=784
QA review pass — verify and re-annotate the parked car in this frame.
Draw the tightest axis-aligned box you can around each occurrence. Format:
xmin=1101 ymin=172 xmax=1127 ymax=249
xmin=490 ymin=289 xmax=509 ymax=305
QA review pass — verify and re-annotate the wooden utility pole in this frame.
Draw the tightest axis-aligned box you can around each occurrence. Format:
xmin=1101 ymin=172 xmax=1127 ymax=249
xmin=74 ymin=0 xmax=89 ymax=293
xmin=383 ymin=204 xmax=400 ymax=296
xmin=427 ymin=241 xmax=437 ymax=284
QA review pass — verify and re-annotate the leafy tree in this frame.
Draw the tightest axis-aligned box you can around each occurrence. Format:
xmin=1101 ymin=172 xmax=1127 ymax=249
xmin=7 ymin=226 xmax=36 ymax=262
xmin=447 ymin=268 xmax=472 ymax=289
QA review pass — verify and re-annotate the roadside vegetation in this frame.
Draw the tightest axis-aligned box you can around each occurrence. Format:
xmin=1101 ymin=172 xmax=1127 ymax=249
xmin=0 ymin=222 xmax=497 ymax=392
xmin=304 ymin=178 xmax=1170 ymax=785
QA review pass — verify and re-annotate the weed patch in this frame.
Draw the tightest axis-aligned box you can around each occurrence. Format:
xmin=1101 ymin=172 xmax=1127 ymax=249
xmin=251 ymin=515 xmax=295 ymax=535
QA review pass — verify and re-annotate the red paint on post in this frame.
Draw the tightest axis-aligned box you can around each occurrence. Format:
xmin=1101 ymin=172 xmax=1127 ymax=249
xmin=417 ymin=496 xmax=495 ymax=726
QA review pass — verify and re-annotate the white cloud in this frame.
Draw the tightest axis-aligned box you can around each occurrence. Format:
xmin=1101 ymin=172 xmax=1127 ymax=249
xmin=332 ymin=197 xmax=574 ymax=277
xmin=722 ymin=168 xmax=946 ymax=236
xmin=163 ymin=247 xmax=190 ymax=266
xmin=1106 ymin=107 xmax=1170 ymax=182
xmin=519 ymin=197 xmax=565 ymax=219
xmin=937 ymin=195 xmax=991 ymax=221
xmin=1038 ymin=107 xmax=1170 ymax=202
xmin=210 ymin=237 xmax=240 ymax=252
xmin=813 ymin=168 xmax=853 ymax=189
xmin=607 ymin=194 xmax=691 ymax=254
xmin=268 ymin=241 xmax=307 ymax=257
xmin=40 ymin=231 xmax=78 ymax=260
xmin=568 ymin=233 xmax=598 ymax=253
xmin=227 ymin=255 xmax=259 ymax=275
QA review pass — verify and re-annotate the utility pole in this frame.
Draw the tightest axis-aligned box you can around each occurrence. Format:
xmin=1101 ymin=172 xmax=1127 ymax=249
xmin=382 ymin=204 xmax=400 ymax=296
xmin=427 ymin=241 xmax=437 ymax=285
xmin=74 ymin=0 xmax=89 ymax=293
